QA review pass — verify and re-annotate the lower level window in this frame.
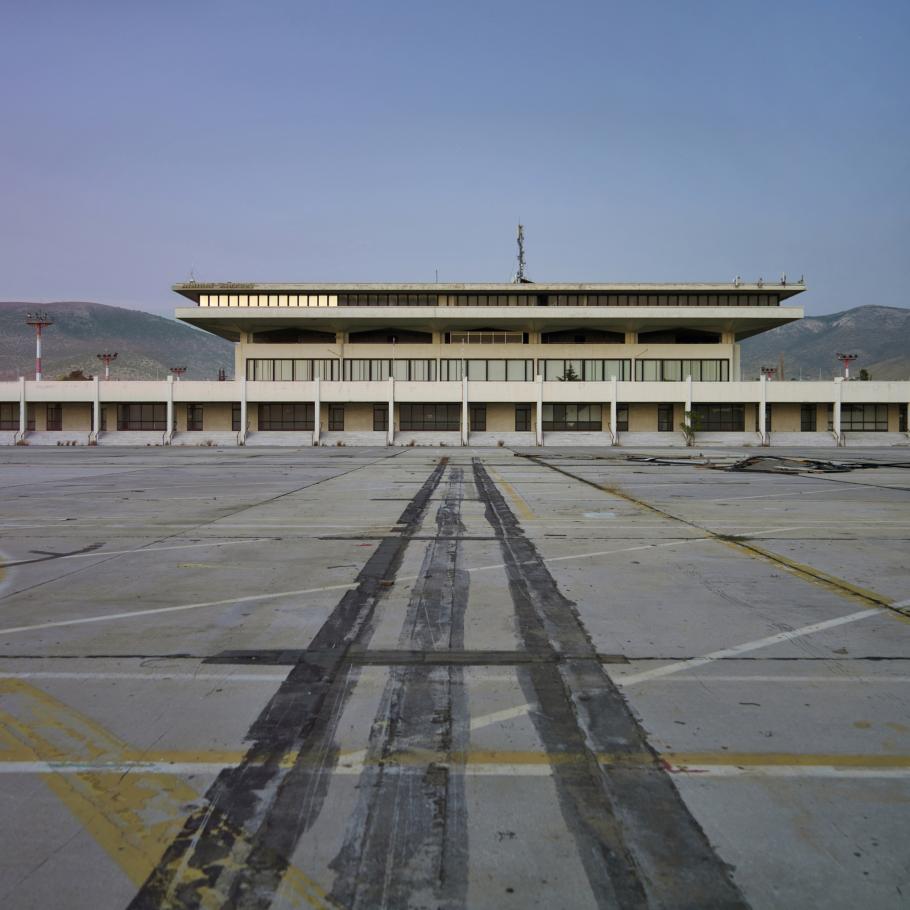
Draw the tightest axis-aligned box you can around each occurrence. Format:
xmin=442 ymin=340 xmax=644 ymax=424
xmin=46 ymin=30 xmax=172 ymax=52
xmin=800 ymin=404 xmax=817 ymax=432
xmin=0 ymin=403 xmax=35 ymax=431
xmin=830 ymin=403 xmax=889 ymax=431
xmin=186 ymin=404 xmax=204 ymax=431
xmin=616 ymin=404 xmax=629 ymax=432
xmin=373 ymin=404 xmax=388 ymax=431
xmin=900 ymin=405 xmax=908 ymax=433
xmin=542 ymin=403 xmax=602 ymax=431
xmin=117 ymin=404 xmax=166 ymax=431
xmin=46 ymin=403 xmax=62 ymax=431
xmin=329 ymin=404 xmax=344 ymax=431
xmin=232 ymin=403 xmax=242 ymax=432
xmin=399 ymin=403 xmax=460 ymax=431
xmin=657 ymin=403 xmax=673 ymax=432
xmin=691 ymin=403 xmax=745 ymax=432
xmin=470 ymin=405 xmax=486 ymax=431
xmin=259 ymin=403 xmax=314 ymax=431
xmin=515 ymin=404 xmax=531 ymax=432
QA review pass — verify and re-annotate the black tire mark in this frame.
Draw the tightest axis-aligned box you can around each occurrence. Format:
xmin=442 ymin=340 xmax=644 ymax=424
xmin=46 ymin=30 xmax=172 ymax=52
xmin=328 ymin=467 xmax=470 ymax=909
xmin=472 ymin=458 xmax=747 ymax=910
xmin=127 ymin=459 xmax=447 ymax=910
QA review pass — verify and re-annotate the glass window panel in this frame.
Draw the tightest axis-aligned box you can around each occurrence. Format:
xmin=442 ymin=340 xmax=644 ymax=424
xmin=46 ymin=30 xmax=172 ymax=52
xmin=466 ymin=360 xmax=486 ymax=380
xmin=487 ymin=360 xmax=507 ymax=381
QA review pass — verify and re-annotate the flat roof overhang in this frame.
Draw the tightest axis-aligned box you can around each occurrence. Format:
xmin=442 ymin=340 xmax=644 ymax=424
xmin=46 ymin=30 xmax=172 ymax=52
xmin=173 ymin=281 xmax=806 ymax=302
xmin=175 ymin=306 xmax=804 ymax=343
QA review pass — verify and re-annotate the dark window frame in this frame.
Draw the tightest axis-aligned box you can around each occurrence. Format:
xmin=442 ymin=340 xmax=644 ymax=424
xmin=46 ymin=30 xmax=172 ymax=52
xmin=46 ymin=403 xmax=63 ymax=431
xmin=258 ymin=403 xmax=315 ymax=431
xmin=800 ymin=404 xmax=817 ymax=432
xmin=469 ymin=404 xmax=487 ymax=431
xmin=373 ymin=404 xmax=388 ymax=432
xmin=542 ymin=403 xmax=603 ymax=432
xmin=117 ymin=403 xmax=167 ymax=431
xmin=399 ymin=403 xmax=461 ymax=431
xmin=515 ymin=404 xmax=532 ymax=432
xmin=328 ymin=404 xmax=344 ymax=431
xmin=186 ymin=404 xmax=204 ymax=431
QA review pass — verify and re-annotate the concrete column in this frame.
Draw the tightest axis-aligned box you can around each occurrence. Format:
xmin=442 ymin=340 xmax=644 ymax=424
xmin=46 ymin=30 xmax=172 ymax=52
xmin=92 ymin=376 xmax=101 ymax=440
xmin=165 ymin=375 xmax=174 ymax=444
xmin=535 ymin=373 xmax=544 ymax=446
xmin=833 ymin=377 xmax=843 ymax=445
xmin=759 ymin=375 xmax=768 ymax=445
xmin=624 ymin=331 xmax=637 ymax=344
xmin=18 ymin=376 xmax=27 ymax=439
xmin=610 ymin=376 xmax=618 ymax=446
xmin=313 ymin=376 xmax=321 ymax=446
xmin=685 ymin=374 xmax=693 ymax=415
xmin=461 ymin=376 xmax=469 ymax=446
xmin=387 ymin=376 xmax=395 ymax=446
xmin=239 ymin=377 xmax=248 ymax=444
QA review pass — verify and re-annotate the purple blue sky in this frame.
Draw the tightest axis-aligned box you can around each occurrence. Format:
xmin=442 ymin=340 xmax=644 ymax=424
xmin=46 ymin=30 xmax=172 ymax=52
xmin=2 ymin=1 xmax=908 ymax=317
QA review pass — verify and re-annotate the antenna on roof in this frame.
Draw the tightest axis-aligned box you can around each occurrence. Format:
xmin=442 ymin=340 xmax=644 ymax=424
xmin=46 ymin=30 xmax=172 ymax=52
xmin=513 ymin=224 xmax=532 ymax=284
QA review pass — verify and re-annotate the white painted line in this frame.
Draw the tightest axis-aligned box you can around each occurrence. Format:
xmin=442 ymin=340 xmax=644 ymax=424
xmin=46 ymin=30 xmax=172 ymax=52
xmin=0 ymin=539 xmax=708 ymax=638
xmin=613 ymin=675 xmax=910 ymax=684
xmin=0 ymin=581 xmax=359 ymax=637
xmin=59 ymin=539 xmax=269 ymax=560
xmin=667 ymin=765 xmax=910 ymax=779
xmin=0 ymin=671 xmax=289 ymax=683
xmin=704 ymin=488 xmax=835 ymax=503
xmin=618 ymin=609 xmax=883 ymax=686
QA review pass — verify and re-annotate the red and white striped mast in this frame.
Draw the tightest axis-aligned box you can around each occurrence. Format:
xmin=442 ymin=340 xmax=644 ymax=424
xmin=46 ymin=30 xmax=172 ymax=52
xmin=25 ymin=312 xmax=54 ymax=380
xmin=96 ymin=352 xmax=118 ymax=380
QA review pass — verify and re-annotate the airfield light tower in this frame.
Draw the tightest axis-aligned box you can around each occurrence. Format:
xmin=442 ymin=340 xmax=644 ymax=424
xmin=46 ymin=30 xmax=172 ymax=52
xmin=760 ymin=366 xmax=777 ymax=380
xmin=96 ymin=352 xmax=118 ymax=380
xmin=169 ymin=366 xmax=187 ymax=380
xmin=25 ymin=312 xmax=54 ymax=381
xmin=835 ymin=352 xmax=858 ymax=380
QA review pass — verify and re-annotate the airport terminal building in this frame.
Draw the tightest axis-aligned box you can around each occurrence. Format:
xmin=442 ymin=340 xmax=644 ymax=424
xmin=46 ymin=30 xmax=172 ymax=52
xmin=2 ymin=280 xmax=909 ymax=446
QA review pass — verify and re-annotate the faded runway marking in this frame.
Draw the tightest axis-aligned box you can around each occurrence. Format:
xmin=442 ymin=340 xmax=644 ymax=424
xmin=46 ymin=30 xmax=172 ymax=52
xmin=616 ymin=609 xmax=883 ymax=686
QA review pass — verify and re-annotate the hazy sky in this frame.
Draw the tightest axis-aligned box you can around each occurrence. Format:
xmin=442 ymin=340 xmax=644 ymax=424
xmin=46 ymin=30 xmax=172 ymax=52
xmin=2 ymin=0 xmax=908 ymax=317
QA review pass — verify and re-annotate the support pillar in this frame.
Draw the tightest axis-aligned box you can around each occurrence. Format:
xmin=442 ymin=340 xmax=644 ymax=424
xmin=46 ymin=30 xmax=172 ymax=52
xmin=18 ymin=376 xmax=27 ymax=441
xmin=92 ymin=376 xmax=101 ymax=441
xmin=239 ymin=378 xmax=248 ymax=445
xmin=684 ymin=374 xmax=693 ymax=443
xmin=387 ymin=377 xmax=395 ymax=446
xmin=535 ymin=373 xmax=543 ymax=446
xmin=313 ymin=376 xmax=321 ymax=446
xmin=165 ymin=375 xmax=174 ymax=444
xmin=461 ymin=377 xmax=469 ymax=446
xmin=759 ymin=375 xmax=768 ymax=445
xmin=610 ymin=376 xmax=618 ymax=446
xmin=833 ymin=377 xmax=843 ymax=445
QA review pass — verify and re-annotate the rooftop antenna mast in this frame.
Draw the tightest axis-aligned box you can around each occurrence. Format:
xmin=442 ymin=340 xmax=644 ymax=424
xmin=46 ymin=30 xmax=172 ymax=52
xmin=513 ymin=224 xmax=531 ymax=284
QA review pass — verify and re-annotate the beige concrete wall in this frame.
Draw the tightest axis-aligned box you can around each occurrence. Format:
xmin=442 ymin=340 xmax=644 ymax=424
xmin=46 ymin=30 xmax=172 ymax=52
xmin=484 ymin=403 xmax=520 ymax=432
xmin=340 ymin=403 xmax=377 ymax=431
xmin=770 ymin=403 xmax=802 ymax=432
xmin=62 ymin=404 xmax=92 ymax=431
xmin=628 ymin=403 xmax=658 ymax=432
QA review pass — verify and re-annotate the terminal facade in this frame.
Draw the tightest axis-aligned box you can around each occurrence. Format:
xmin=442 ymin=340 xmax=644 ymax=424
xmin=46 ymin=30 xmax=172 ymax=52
xmin=2 ymin=281 xmax=909 ymax=446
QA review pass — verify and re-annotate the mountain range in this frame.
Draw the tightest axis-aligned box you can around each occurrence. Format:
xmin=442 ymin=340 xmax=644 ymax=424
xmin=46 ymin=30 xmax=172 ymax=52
xmin=0 ymin=301 xmax=233 ymax=380
xmin=0 ymin=300 xmax=906 ymax=382
xmin=740 ymin=305 xmax=910 ymax=380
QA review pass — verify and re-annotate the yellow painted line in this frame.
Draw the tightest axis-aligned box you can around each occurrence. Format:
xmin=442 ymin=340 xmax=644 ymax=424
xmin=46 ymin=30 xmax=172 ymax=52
xmin=522 ymin=455 xmax=910 ymax=623
xmin=0 ymin=680 xmax=337 ymax=908
xmin=488 ymin=465 xmax=536 ymax=521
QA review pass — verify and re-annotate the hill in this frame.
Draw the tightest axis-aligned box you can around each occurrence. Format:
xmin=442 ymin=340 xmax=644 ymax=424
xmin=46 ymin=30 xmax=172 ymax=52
xmin=0 ymin=301 xmax=234 ymax=380
xmin=740 ymin=305 xmax=910 ymax=380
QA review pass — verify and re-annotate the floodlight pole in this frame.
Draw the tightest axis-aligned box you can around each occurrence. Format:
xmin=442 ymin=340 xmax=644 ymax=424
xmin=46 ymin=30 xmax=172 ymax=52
xmin=835 ymin=352 xmax=858 ymax=380
xmin=25 ymin=313 xmax=54 ymax=380
xmin=170 ymin=367 xmax=187 ymax=381
xmin=760 ymin=366 xmax=776 ymax=381
xmin=96 ymin=352 xmax=118 ymax=380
